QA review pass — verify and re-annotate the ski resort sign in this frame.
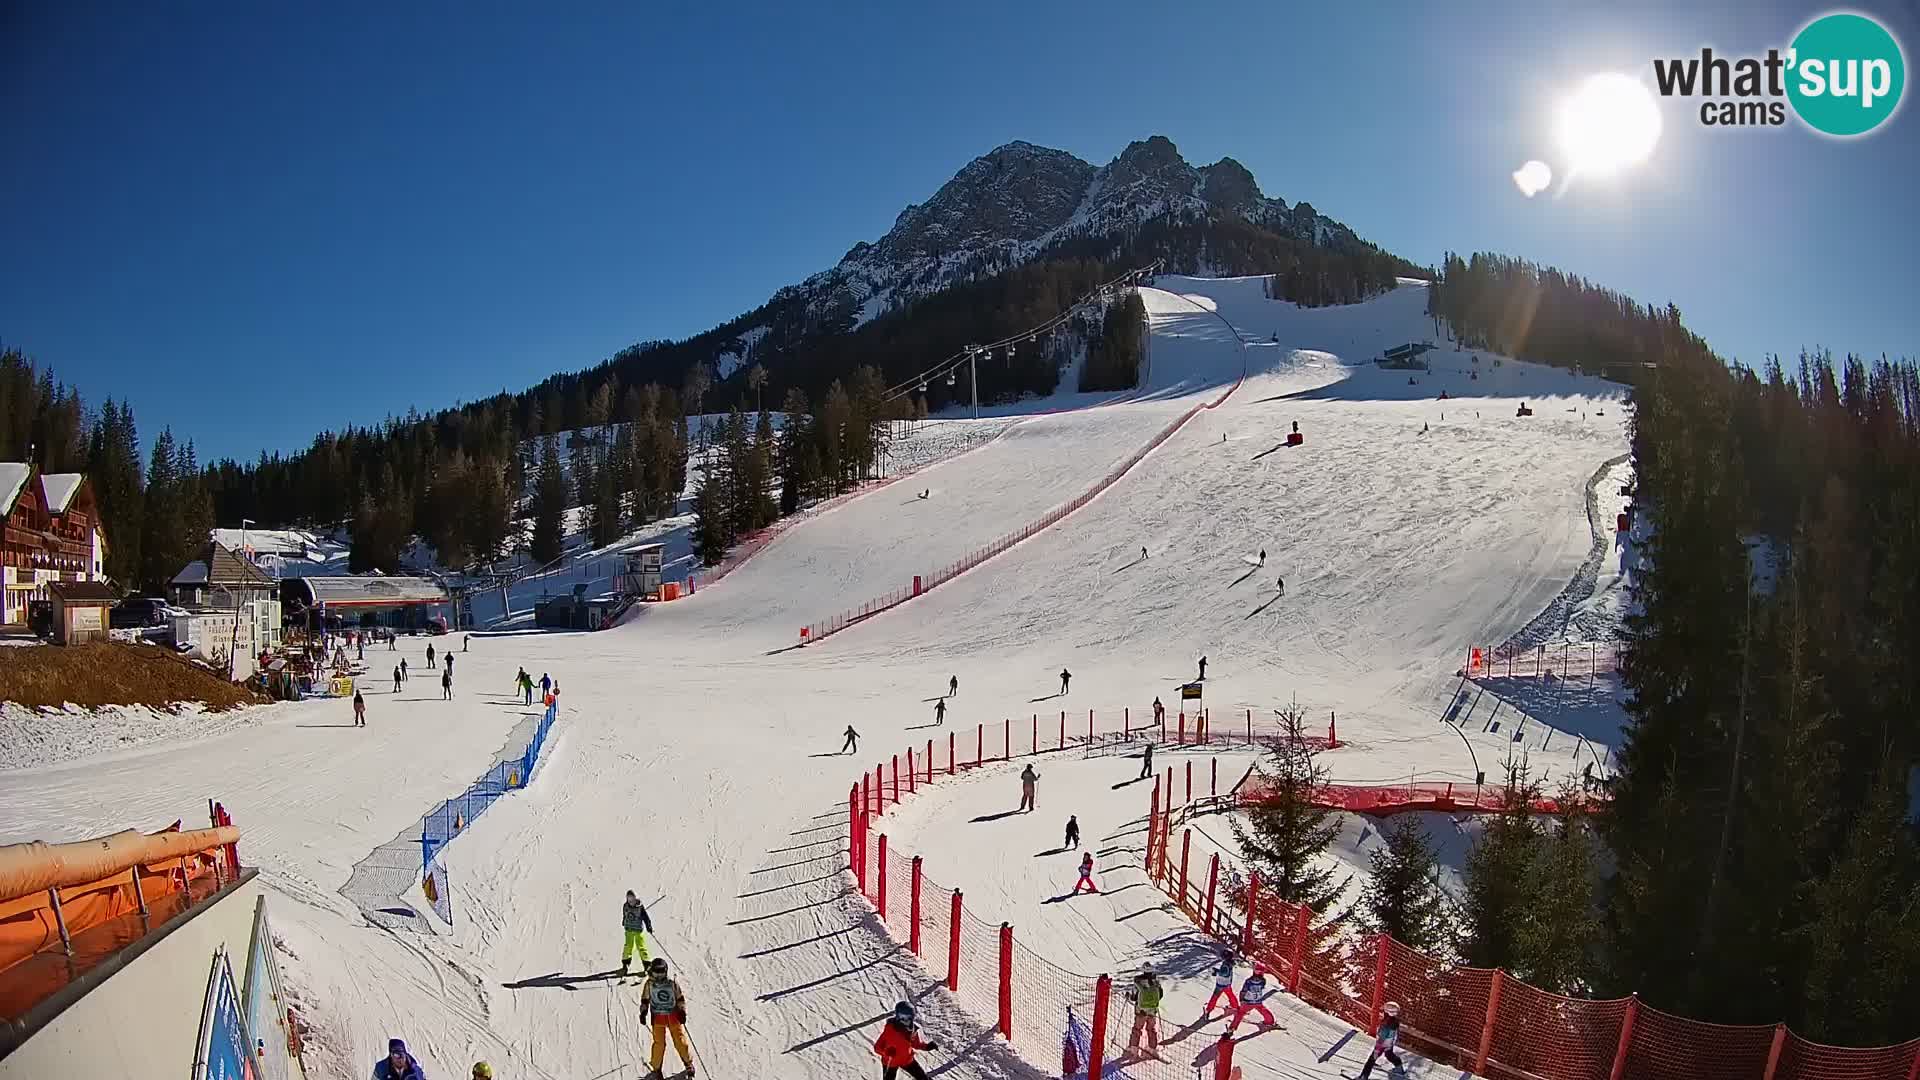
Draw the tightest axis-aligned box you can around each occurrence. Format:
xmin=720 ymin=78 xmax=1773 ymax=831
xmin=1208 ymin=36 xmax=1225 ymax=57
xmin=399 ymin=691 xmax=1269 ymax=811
xmin=1651 ymin=11 xmax=1905 ymax=136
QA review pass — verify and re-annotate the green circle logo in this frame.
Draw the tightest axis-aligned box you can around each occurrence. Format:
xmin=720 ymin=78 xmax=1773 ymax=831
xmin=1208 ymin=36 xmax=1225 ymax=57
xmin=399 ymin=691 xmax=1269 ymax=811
xmin=1787 ymin=12 xmax=1906 ymax=136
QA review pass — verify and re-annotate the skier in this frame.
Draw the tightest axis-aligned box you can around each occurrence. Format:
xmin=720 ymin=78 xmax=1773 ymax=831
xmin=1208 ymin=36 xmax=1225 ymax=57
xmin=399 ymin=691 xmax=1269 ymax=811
xmin=427 ymin=643 xmax=435 ymax=669
xmin=1276 ymin=575 xmax=1286 ymax=597
xmin=445 ymin=653 xmax=454 ymax=675
xmin=1356 ymin=1001 xmax=1403 ymax=1078
xmin=1152 ymin=697 xmax=1165 ymax=726
xmin=1258 ymin=549 xmax=1266 ymax=566
xmin=400 ymin=657 xmax=409 ymax=682
xmin=1072 ymin=851 xmax=1097 ymax=894
xmin=1059 ymin=668 xmax=1071 ymax=696
xmin=374 ymin=1038 xmax=426 ymax=1080
xmin=357 ymin=638 xmax=365 ymax=661
xmin=1203 ymin=949 xmax=1240 ymax=1018
xmin=392 ymin=666 xmax=402 ymax=694
xmin=1229 ymin=965 xmax=1278 ymax=1030
xmin=353 ymin=690 xmax=366 ymax=728
xmin=1139 ymin=740 xmax=1154 ymax=780
xmin=1018 ymin=764 xmax=1039 ymax=812
xmin=842 ymin=725 xmax=860 ymax=755
xmin=639 ymin=958 xmax=695 ymax=1078
xmin=518 ymin=668 xmax=534 ymax=705
xmin=1140 ymin=546 xmax=1148 ymax=561
xmin=441 ymin=669 xmax=453 ymax=701
xmin=464 ymin=634 xmax=470 ymax=652
xmin=540 ymin=672 xmax=551 ymax=698
xmin=1125 ymin=966 xmax=1164 ymax=1058
xmin=1197 ymin=656 xmax=1208 ymax=681
xmin=621 ymin=890 xmax=654 ymax=973
xmin=388 ymin=632 xmax=396 ymax=651
xmin=873 ymin=1000 xmax=939 ymax=1080
xmin=1064 ymin=815 xmax=1080 ymax=849
xmin=948 ymin=674 xmax=958 ymax=697
xmin=933 ymin=699 xmax=946 ymax=726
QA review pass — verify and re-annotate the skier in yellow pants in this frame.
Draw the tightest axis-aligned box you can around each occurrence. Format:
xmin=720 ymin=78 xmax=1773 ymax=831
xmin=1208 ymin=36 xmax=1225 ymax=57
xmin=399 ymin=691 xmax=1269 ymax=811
xmin=640 ymin=958 xmax=695 ymax=1078
xmin=621 ymin=890 xmax=653 ymax=974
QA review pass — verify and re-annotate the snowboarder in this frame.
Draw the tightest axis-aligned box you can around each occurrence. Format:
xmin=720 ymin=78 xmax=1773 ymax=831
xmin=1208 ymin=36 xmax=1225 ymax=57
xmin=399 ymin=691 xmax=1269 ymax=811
xmin=948 ymin=674 xmax=958 ymax=697
xmin=873 ymin=1000 xmax=938 ymax=1080
xmin=639 ymin=958 xmax=695 ymax=1078
xmin=1125 ymin=967 xmax=1164 ymax=1057
xmin=1064 ymin=815 xmax=1080 ymax=849
xmin=842 ymin=726 xmax=860 ymax=755
xmin=441 ymin=669 xmax=453 ymax=701
xmin=1197 ymin=656 xmax=1207 ymax=681
xmin=621 ymin=890 xmax=653 ymax=973
xmin=1229 ymin=965 xmax=1277 ymax=1030
xmin=1356 ymin=1001 xmax=1403 ymax=1078
xmin=374 ymin=1038 xmax=426 ymax=1080
xmin=427 ymin=643 xmax=435 ymax=669
xmin=1058 ymin=668 xmax=1071 ymax=696
xmin=1072 ymin=852 xmax=1097 ymax=894
xmin=1276 ymin=575 xmax=1286 ymax=596
xmin=1203 ymin=950 xmax=1240 ymax=1018
xmin=400 ymin=657 xmax=409 ymax=682
xmin=353 ymin=690 xmax=366 ymax=728
xmin=1019 ymin=764 xmax=1039 ymax=812
xmin=933 ymin=699 xmax=946 ymax=726
xmin=1140 ymin=740 xmax=1154 ymax=780
xmin=918 ymin=489 xmax=929 ymax=500
xmin=392 ymin=666 xmax=402 ymax=694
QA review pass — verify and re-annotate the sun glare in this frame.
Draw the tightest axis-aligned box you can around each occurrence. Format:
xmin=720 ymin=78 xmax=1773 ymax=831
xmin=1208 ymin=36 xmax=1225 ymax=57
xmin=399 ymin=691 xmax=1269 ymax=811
xmin=1556 ymin=72 xmax=1663 ymax=178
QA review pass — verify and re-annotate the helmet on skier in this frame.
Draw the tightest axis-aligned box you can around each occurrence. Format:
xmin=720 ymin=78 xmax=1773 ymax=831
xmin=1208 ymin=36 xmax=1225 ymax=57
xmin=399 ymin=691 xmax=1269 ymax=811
xmin=471 ymin=1064 xmax=494 ymax=1080
xmin=1383 ymin=1001 xmax=1401 ymax=1017
xmin=648 ymin=957 xmax=668 ymax=976
xmin=893 ymin=1000 xmax=916 ymax=1024
xmin=625 ymin=889 xmax=636 ymax=900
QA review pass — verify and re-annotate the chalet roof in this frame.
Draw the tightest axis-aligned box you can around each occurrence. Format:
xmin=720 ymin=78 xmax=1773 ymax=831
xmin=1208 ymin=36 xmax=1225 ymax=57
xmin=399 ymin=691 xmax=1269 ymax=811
xmin=39 ymin=473 xmax=83 ymax=514
xmin=0 ymin=464 xmax=31 ymax=515
xmin=0 ymin=465 xmax=91 ymax=517
xmin=48 ymin=580 xmax=119 ymax=603
xmin=172 ymin=542 xmax=276 ymax=589
xmin=294 ymin=575 xmax=449 ymax=607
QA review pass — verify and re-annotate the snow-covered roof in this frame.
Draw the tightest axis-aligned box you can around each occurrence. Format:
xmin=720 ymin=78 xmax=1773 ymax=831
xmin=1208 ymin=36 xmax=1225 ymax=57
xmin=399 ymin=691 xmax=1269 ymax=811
xmin=294 ymin=575 xmax=449 ymax=608
xmin=0 ymin=463 xmax=29 ymax=515
xmin=38 ymin=472 xmax=84 ymax=513
xmin=172 ymin=541 xmax=276 ymax=588
xmin=210 ymin=527 xmax=334 ymax=559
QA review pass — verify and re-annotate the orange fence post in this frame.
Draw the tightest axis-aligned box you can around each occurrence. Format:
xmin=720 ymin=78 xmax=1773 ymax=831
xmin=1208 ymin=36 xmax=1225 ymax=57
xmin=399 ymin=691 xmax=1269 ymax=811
xmin=1761 ymin=1025 xmax=1787 ymax=1080
xmin=877 ymin=835 xmax=889 ymax=920
xmin=1474 ymin=968 xmax=1504 ymax=1075
xmin=1368 ymin=934 xmax=1389 ymax=1036
xmin=997 ymin=923 xmax=1014 ymax=1039
xmin=1147 ymin=783 xmax=1161 ymax=872
xmin=1240 ymin=872 xmax=1261 ymax=953
xmin=909 ymin=856 xmax=923 ymax=956
xmin=1178 ymin=830 xmax=1192 ymax=909
xmin=947 ymin=890 xmax=963 ymax=991
xmin=1287 ymin=903 xmax=1310 ymax=994
xmin=1087 ymin=974 xmax=1111 ymax=1080
xmin=1203 ymin=853 xmax=1219 ymax=932
xmin=1608 ymin=994 xmax=1640 ymax=1080
xmin=907 ymin=748 xmax=916 ymax=793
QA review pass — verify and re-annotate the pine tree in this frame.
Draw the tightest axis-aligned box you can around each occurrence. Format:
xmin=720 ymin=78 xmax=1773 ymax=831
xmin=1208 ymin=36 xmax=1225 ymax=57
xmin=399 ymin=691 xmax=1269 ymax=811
xmin=777 ymin=388 xmax=813 ymax=516
xmin=1514 ymin=790 xmax=1599 ymax=993
xmin=88 ymin=399 xmax=144 ymax=586
xmin=749 ymin=407 xmax=778 ymax=529
xmin=139 ymin=428 xmax=182 ymax=590
xmin=1358 ymin=816 xmax=1450 ymax=953
xmin=529 ymin=436 xmax=567 ymax=564
xmin=1460 ymin=765 xmax=1544 ymax=970
xmin=464 ymin=455 xmax=513 ymax=565
xmin=690 ymin=434 xmax=732 ymax=567
xmin=1229 ymin=707 xmax=1349 ymax=911
xmin=1798 ymin=772 xmax=1920 ymax=1044
xmin=175 ymin=439 xmax=215 ymax=564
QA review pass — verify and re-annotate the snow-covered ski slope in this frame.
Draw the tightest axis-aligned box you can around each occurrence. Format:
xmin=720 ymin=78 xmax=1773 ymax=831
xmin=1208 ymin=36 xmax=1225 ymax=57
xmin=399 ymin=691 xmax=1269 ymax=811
xmin=0 ymin=277 xmax=1629 ymax=1080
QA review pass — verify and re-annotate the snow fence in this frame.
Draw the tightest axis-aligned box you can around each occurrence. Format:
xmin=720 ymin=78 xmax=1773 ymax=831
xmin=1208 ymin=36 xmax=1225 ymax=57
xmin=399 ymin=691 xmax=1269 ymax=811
xmin=416 ymin=694 xmax=561 ymax=925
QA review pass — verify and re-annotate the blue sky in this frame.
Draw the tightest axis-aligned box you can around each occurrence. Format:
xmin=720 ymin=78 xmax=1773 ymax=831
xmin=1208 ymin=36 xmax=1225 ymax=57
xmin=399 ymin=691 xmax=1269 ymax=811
xmin=3 ymin=1 xmax=1914 ymax=462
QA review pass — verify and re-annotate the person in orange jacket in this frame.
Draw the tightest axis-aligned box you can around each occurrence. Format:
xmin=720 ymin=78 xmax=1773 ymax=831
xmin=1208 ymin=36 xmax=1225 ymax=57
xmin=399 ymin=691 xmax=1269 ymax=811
xmin=873 ymin=1000 xmax=938 ymax=1080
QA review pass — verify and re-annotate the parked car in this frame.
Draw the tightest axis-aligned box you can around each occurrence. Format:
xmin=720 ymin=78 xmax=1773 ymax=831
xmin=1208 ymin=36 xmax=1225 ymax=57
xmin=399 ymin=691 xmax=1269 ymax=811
xmin=27 ymin=600 xmax=53 ymax=639
xmin=109 ymin=596 xmax=170 ymax=629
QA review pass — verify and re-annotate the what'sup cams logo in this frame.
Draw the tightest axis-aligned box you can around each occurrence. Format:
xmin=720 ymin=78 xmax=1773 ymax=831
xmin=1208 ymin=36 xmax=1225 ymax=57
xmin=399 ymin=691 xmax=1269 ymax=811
xmin=1652 ymin=11 xmax=1906 ymax=136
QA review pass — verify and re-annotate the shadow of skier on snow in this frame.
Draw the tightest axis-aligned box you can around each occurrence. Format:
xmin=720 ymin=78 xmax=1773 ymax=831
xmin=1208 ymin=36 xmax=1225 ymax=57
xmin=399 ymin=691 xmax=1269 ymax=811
xmin=501 ymin=968 xmax=625 ymax=990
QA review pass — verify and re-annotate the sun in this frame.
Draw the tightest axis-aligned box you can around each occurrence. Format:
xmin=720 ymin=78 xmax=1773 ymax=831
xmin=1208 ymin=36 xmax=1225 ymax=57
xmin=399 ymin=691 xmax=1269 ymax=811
xmin=1556 ymin=72 xmax=1663 ymax=178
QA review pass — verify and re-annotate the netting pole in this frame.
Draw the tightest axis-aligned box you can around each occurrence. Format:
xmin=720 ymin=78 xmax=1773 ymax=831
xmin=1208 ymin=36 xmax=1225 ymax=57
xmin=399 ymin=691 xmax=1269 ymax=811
xmin=874 ymin=764 xmax=884 ymax=816
xmin=1147 ymin=782 xmax=1161 ymax=873
xmin=947 ymin=891 xmax=963 ymax=991
xmin=1032 ymin=714 xmax=1038 ymax=754
xmin=926 ymin=739 xmax=933 ymax=783
xmin=1087 ymin=975 xmax=1111 ymax=1080
xmin=892 ymin=755 xmax=900 ymax=804
xmin=1246 ymin=708 xmax=1252 ymax=745
xmin=976 ymin=723 xmax=983 ymax=767
xmin=1607 ymin=994 xmax=1639 ymax=1080
xmin=858 ymin=813 xmax=871 ymax=895
xmin=907 ymin=748 xmax=916 ymax=793
xmin=1368 ymin=933 xmax=1388 ymax=1036
xmin=997 ymin=923 xmax=1013 ymax=1039
xmin=909 ymin=857 xmax=923 ymax=955
xmin=1474 ymin=968 xmax=1503 ymax=1074
xmin=1178 ymin=829 xmax=1192 ymax=908
xmin=1761 ymin=1025 xmax=1788 ymax=1080
xmin=1059 ymin=711 xmax=1065 ymax=750
xmin=877 ymin=835 xmax=889 ymax=920
xmin=1212 ymin=756 xmax=1218 ymax=798
xmin=1204 ymin=854 xmax=1219 ymax=932
xmin=861 ymin=773 xmax=871 ymax=817
xmin=1212 ymin=1030 xmax=1236 ymax=1080
xmin=1240 ymin=872 xmax=1261 ymax=953
xmin=1329 ymin=711 xmax=1339 ymax=748
xmin=849 ymin=785 xmax=860 ymax=878
xmin=1178 ymin=712 xmax=1186 ymax=744
xmin=1287 ymin=903 xmax=1310 ymax=993
xmin=1185 ymin=759 xmax=1193 ymax=807
xmin=1003 ymin=720 xmax=1010 ymax=761
xmin=949 ymin=732 xmax=956 ymax=776
xmin=1092 ymin=709 xmax=1098 ymax=744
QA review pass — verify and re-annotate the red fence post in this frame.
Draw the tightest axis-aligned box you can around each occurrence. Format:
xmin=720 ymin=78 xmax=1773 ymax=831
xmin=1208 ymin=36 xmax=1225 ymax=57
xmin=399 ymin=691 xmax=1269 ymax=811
xmin=1204 ymin=853 xmax=1220 ymax=932
xmin=1368 ymin=934 xmax=1389 ymax=1036
xmin=861 ymin=773 xmax=871 ymax=817
xmin=1212 ymin=1030 xmax=1236 ymax=1080
xmin=858 ymin=812 xmax=871 ymax=895
xmin=892 ymin=755 xmax=900 ymax=803
xmin=1329 ymin=711 xmax=1339 ymax=748
xmin=1608 ymin=994 xmax=1640 ymax=1080
xmin=926 ymin=739 xmax=933 ymax=783
xmin=947 ymin=890 xmax=963 ymax=991
xmin=948 ymin=732 xmax=956 ymax=776
xmin=1032 ymin=713 xmax=1038 ymax=754
xmin=874 ymin=764 xmax=884 ymax=816
xmin=1178 ymin=712 xmax=1186 ymax=744
xmin=1092 ymin=709 xmax=1097 ymax=744
xmin=1147 ymin=782 xmax=1161 ymax=873
xmin=1240 ymin=872 xmax=1261 ymax=953
xmin=907 ymin=748 xmax=916 ymax=793
xmin=1246 ymin=708 xmax=1252 ymax=745
xmin=877 ymin=834 xmax=889 ymax=920
xmin=909 ymin=856 xmax=923 ymax=956
xmin=849 ymin=784 xmax=860 ymax=877
xmin=1474 ymin=968 xmax=1504 ymax=1075
xmin=1287 ymin=903 xmax=1310 ymax=994
xmin=1761 ymin=1025 xmax=1787 ymax=1080
xmin=1087 ymin=974 xmax=1111 ymax=1080
xmin=1059 ymin=711 xmax=1065 ymax=750
xmin=997 ymin=923 xmax=1014 ymax=1039
xmin=1178 ymin=829 xmax=1192 ymax=909
xmin=1003 ymin=720 xmax=1010 ymax=761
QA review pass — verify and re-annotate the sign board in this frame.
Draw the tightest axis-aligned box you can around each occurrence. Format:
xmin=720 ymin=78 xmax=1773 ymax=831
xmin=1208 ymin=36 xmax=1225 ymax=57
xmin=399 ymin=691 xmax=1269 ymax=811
xmin=71 ymin=606 xmax=102 ymax=632
xmin=1179 ymin=682 xmax=1203 ymax=701
xmin=194 ymin=945 xmax=256 ymax=1080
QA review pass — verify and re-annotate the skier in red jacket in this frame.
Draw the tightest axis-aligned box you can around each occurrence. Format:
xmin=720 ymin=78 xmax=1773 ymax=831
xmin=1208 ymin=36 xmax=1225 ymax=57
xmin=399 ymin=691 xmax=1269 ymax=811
xmin=873 ymin=1001 xmax=938 ymax=1079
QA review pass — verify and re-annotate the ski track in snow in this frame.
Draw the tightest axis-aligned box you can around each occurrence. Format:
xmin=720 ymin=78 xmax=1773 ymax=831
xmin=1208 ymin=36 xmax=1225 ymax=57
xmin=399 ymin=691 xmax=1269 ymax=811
xmin=0 ymin=277 xmax=1631 ymax=1080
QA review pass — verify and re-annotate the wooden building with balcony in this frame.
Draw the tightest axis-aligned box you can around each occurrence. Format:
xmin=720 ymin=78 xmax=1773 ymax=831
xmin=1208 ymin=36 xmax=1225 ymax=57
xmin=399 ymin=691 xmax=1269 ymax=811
xmin=1 ymin=464 xmax=106 ymax=626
